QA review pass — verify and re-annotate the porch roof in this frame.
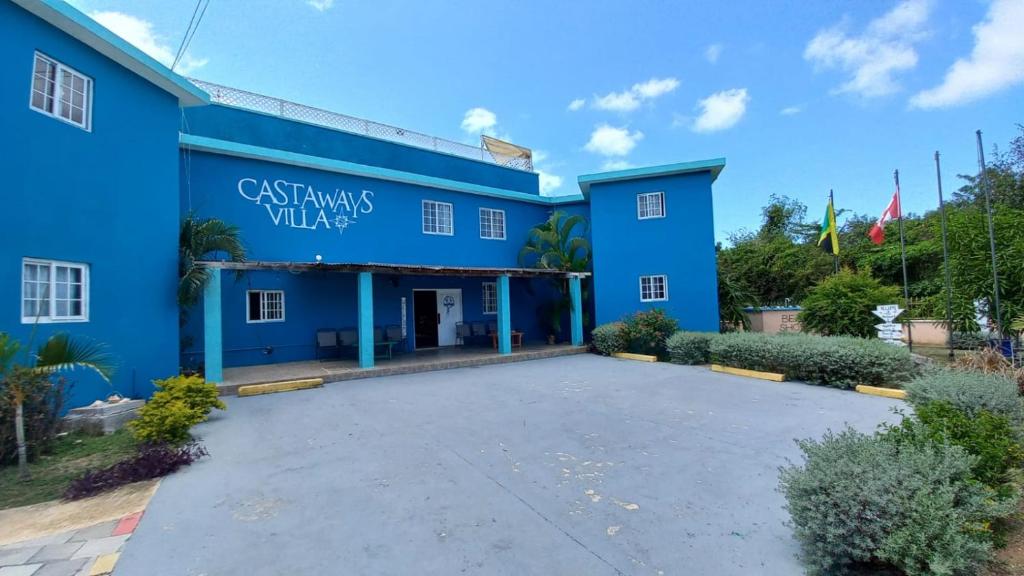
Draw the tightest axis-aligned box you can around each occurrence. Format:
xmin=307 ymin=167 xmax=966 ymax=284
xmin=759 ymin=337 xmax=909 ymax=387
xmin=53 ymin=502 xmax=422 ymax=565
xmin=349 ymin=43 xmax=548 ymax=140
xmin=196 ymin=260 xmax=590 ymax=279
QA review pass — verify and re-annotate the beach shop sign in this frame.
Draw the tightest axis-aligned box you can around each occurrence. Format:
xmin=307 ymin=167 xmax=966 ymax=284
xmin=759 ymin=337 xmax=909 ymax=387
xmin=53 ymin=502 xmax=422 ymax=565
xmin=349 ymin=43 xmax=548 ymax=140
xmin=237 ymin=177 xmax=374 ymax=235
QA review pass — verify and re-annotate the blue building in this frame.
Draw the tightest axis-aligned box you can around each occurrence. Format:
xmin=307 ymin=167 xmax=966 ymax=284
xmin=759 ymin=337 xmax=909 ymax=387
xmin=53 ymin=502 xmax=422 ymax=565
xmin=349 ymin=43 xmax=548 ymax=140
xmin=3 ymin=0 xmax=725 ymax=409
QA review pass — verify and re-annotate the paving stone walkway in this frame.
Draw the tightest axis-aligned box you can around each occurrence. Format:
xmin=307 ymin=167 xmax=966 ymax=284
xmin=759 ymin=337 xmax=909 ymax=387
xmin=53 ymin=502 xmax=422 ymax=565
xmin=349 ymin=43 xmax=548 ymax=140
xmin=0 ymin=511 xmax=142 ymax=576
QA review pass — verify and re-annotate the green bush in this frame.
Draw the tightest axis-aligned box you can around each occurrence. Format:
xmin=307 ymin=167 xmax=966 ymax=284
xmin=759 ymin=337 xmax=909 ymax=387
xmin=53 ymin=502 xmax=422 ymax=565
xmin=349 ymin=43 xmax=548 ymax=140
xmin=621 ymin=309 xmax=678 ymax=358
xmin=904 ymin=370 xmax=1024 ymax=426
xmin=129 ymin=375 xmax=225 ymax=444
xmin=666 ymin=331 xmax=714 ymax=364
xmin=951 ymin=332 xmax=987 ymax=350
xmin=591 ymin=322 xmax=625 ymax=356
xmin=797 ymin=269 xmax=901 ymax=338
xmin=710 ymin=332 xmax=915 ymax=389
xmin=779 ymin=427 xmax=1016 ymax=576
xmin=886 ymin=401 xmax=1024 ymax=492
xmin=0 ymin=368 xmax=66 ymax=464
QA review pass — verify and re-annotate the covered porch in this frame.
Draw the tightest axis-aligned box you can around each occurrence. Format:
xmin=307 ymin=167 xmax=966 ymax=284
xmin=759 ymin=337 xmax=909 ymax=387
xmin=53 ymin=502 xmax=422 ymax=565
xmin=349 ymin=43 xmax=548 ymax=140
xmin=197 ymin=260 xmax=589 ymax=384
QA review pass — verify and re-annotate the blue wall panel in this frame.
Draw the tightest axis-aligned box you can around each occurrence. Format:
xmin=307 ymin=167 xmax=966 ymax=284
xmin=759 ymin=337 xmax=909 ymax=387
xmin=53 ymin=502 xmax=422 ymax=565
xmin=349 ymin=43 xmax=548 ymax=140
xmin=184 ymin=105 xmax=540 ymax=195
xmin=0 ymin=2 xmax=182 ymax=407
xmin=589 ymin=172 xmax=719 ymax=331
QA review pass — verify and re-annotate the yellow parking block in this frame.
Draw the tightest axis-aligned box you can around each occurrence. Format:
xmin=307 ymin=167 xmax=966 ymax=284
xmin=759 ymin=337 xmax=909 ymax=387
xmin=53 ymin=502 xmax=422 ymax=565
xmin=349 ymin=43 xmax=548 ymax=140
xmin=612 ymin=352 xmax=658 ymax=362
xmin=710 ymin=364 xmax=785 ymax=382
xmin=855 ymin=385 xmax=907 ymax=399
xmin=237 ymin=378 xmax=324 ymax=397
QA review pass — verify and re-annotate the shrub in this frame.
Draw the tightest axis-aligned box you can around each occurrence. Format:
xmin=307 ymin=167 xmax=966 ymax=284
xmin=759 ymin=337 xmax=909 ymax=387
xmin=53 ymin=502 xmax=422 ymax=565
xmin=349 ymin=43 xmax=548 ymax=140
xmin=886 ymin=402 xmax=1024 ymax=492
xmin=591 ymin=322 xmax=625 ymax=356
xmin=904 ymin=370 xmax=1024 ymax=426
xmin=710 ymin=332 xmax=915 ymax=389
xmin=128 ymin=375 xmax=225 ymax=444
xmin=0 ymin=368 xmax=66 ymax=464
xmin=951 ymin=332 xmax=987 ymax=350
xmin=621 ymin=309 xmax=678 ymax=358
xmin=798 ymin=269 xmax=901 ymax=338
xmin=779 ymin=427 xmax=1016 ymax=576
xmin=64 ymin=441 xmax=208 ymax=500
xmin=666 ymin=331 xmax=714 ymax=364
xmin=952 ymin=347 xmax=1024 ymax=394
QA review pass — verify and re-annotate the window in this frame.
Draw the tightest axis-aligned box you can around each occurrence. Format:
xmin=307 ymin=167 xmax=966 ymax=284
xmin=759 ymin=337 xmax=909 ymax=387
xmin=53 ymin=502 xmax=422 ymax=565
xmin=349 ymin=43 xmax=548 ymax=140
xmin=639 ymin=275 xmax=668 ymax=302
xmin=479 ymin=208 xmax=506 ymax=240
xmin=422 ymin=200 xmax=454 ymax=235
xmin=30 ymin=53 xmax=92 ymax=131
xmin=21 ymin=259 xmax=89 ymax=323
xmin=482 ymin=282 xmax=497 ymax=314
xmin=247 ymin=290 xmax=285 ymax=323
xmin=637 ymin=191 xmax=666 ymax=219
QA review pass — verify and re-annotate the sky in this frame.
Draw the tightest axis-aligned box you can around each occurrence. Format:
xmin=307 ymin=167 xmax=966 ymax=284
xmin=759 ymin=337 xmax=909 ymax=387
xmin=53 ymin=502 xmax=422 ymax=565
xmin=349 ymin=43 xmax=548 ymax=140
xmin=66 ymin=0 xmax=1024 ymax=243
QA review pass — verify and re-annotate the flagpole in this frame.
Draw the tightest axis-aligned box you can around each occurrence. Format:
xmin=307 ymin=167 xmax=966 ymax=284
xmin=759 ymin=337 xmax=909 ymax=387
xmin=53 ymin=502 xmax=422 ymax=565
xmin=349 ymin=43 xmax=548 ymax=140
xmin=830 ymin=189 xmax=838 ymax=274
xmin=935 ymin=152 xmax=954 ymax=360
xmin=894 ymin=169 xmax=913 ymax=352
xmin=976 ymin=130 xmax=1003 ymax=338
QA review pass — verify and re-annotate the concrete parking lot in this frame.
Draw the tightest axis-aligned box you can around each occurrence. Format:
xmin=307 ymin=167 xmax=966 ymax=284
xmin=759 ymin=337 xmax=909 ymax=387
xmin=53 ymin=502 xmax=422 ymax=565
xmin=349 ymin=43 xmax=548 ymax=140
xmin=115 ymin=355 xmax=902 ymax=575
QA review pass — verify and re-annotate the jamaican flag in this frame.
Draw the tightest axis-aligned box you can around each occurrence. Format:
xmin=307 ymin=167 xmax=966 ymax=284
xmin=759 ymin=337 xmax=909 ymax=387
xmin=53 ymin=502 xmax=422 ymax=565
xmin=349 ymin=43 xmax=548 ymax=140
xmin=817 ymin=198 xmax=839 ymax=256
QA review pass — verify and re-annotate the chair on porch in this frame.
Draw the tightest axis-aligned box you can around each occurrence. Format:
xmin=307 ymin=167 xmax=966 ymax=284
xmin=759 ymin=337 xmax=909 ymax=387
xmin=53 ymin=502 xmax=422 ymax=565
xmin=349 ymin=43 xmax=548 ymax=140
xmin=338 ymin=328 xmax=358 ymax=358
xmin=470 ymin=321 xmax=487 ymax=346
xmin=455 ymin=322 xmax=471 ymax=346
xmin=315 ymin=329 xmax=340 ymax=361
xmin=384 ymin=325 xmax=406 ymax=353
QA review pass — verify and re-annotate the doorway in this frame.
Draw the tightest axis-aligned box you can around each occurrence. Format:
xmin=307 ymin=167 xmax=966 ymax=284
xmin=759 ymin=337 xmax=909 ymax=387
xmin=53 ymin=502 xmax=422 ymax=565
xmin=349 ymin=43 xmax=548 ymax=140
xmin=413 ymin=289 xmax=463 ymax=349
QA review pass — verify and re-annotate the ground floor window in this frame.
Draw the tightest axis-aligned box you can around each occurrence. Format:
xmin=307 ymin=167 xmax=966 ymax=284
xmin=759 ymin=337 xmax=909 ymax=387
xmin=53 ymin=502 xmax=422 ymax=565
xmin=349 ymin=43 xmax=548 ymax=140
xmin=247 ymin=290 xmax=285 ymax=323
xmin=639 ymin=274 xmax=668 ymax=302
xmin=482 ymin=282 xmax=497 ymax=314
xmin=21 ymin=258 xmax=89 ymax=323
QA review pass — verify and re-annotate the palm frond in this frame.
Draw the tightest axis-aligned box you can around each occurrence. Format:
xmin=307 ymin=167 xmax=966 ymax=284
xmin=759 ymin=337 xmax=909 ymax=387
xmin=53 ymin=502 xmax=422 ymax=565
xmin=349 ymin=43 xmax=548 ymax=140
xmin=0 ymin=333 xmax=20 ymax=377
xmin=34 ymin=333 xmax=116 ymax=382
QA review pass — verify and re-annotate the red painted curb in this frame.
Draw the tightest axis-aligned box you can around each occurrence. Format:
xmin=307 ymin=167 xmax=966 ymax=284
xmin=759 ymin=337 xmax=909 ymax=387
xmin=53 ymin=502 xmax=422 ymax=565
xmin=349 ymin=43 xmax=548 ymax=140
xmin=113 ymin=511 xmax=144 ymax=536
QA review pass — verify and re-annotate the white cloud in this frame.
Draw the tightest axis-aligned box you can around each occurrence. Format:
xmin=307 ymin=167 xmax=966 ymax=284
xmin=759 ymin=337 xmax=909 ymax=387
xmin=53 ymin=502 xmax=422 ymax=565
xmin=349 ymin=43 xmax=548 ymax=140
xmin=692 ymin=88 xmax=750 ymax=132
xmin=804 ymin=0 xmax=930 ymax=98
xmin=592 ymin=77 xmax=680 ymax=112
xmin=705 ymin=43 xmax=723 ymax=64
xmin=780 ymin=105 xmax=802 ymax=115
xmin=90 ymin=11 xmax=209 ymax=74
xmin=460 ymin=107 xmax=498 ymax=135
xmin=538 ymin=170 xmax=563 ymax=195
xmin=601 ymin=160 xmax=634 ymax=171
xmin=307 ymin=0 xmax=335 ymax=11
xmin=584 ymin=124 xmax=644 ymax=156
xmin=911 ymin=0 xmax=1024 ymax=109
xmin=567 ymin=98 xmax=586 ymax=112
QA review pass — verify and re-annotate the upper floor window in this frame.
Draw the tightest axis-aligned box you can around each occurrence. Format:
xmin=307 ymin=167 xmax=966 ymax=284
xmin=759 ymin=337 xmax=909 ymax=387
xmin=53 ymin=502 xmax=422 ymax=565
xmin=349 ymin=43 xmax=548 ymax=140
xmin=479 ymin=208 xmax=506 ymax=240
xmin=247 ymin=290 xmax=285 ymax=323
xmin=22 ymin=258 xmax=89 ymax=323
xmin=422 ymin=200 xmax=454 ymax=235
xmin=639 ymin=274 xmax=668 ymax=302
xmin=30 ymin=53 xmax=92 ymax=131
xmin=637 ymin=191 xmax=665 ymax=219
xmin=482 ymin=282 xmax=497 ymax=314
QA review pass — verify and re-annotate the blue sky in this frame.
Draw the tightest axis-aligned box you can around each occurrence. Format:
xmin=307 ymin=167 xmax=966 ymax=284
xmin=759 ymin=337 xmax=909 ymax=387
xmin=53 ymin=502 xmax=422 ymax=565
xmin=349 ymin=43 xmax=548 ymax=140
xmin=68 ymin=0 xmax=1024 ymax=242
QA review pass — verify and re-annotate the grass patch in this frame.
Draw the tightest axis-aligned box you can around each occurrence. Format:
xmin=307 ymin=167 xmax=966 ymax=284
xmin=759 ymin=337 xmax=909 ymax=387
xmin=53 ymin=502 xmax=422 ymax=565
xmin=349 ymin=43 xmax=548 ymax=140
xmin=0 ymin=430 xmax=137 ymax=510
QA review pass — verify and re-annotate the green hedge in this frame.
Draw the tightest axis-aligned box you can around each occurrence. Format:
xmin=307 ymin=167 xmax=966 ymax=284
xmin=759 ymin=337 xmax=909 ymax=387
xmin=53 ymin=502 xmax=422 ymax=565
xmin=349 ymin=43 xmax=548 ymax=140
xmin=591 ymin=322 xmax=626 ymax=356
xmin=904 ymin=370 xmax=1024 ymax=426
xmin=707 ymin=332 xmax=915 ymax=389
xmin=666 ymin=331 xmax=714 ymax=364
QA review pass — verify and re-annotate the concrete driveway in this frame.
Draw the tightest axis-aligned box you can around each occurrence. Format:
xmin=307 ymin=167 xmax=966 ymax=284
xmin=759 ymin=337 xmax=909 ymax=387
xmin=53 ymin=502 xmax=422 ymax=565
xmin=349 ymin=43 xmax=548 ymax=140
xmin=115 ymin=355 xmax=902 ymax=575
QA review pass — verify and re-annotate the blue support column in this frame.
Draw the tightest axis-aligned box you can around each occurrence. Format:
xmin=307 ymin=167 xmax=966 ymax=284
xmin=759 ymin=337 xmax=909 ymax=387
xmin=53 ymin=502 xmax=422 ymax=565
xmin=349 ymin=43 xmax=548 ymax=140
xmin=203 ymin=268 xmax=223 ymax=383
xmin=497 ymin=275 xmax=512 ymax=355
xmin=569 ymin=275 xmax=583 ymax=346
xmin=357 ymin=271 xmax=374 ymax=368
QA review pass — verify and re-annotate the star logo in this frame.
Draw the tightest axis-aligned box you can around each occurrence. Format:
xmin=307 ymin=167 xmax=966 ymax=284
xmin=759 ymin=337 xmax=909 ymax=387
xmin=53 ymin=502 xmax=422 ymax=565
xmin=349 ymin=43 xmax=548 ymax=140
xmin=333 ymin=214 xmax=354 ymax=235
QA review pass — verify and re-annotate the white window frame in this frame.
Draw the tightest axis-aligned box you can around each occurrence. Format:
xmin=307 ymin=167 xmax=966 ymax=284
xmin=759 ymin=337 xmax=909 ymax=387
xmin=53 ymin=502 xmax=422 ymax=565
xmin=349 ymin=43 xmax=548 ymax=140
xmin=246 ymin=290 xmax=286 ymax=324
xmin=21 ymin=258 xmax=90 ymax=324
xmin=482 ymin=282 xmax=498 ymax=315
xmin=639 ymin=275 xmax=669 ymax=302
xmin=422 ymin=200 xmax=454 ymax=236
xmin=29 ymin=52 xmax=93 ymax=131
xmin=637 ymin=191 xmax=666 ymax=220
xmin=479 ymin=207 xmax=506 ymax=240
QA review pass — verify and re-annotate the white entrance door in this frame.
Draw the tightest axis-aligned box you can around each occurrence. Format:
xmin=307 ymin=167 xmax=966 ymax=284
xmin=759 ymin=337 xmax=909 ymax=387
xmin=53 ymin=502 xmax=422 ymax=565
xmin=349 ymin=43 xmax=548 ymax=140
xmin=436 ymin=289 xmax=463 ymax=346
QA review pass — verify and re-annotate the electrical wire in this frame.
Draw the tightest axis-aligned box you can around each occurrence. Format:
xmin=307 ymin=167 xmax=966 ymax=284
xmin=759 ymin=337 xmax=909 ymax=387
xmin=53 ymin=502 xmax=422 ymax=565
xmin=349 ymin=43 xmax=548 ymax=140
xmin=172 ymin=0 xmax=210 ymax=72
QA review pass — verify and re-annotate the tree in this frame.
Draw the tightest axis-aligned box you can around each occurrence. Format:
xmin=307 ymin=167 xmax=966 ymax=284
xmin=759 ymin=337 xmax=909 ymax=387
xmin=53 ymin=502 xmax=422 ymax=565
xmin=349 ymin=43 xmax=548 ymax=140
xmin=716 ymin=254 xmax=756 ymax=331
xmin=798 ymin=269 xmax=901 ymax=337
xmin=518 ymin=211 xmax=591 ymax=337
xmin=1 ymin=332 xmax=114 ymax=481
xmin=178 ymin=213 xmax=246 ymax=309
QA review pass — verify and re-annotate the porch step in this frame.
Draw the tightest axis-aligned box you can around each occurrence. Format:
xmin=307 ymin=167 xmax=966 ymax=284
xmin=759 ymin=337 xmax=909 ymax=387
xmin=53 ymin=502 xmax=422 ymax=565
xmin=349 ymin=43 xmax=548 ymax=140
xmin=237 ymin=378 xmax=324 ymax=397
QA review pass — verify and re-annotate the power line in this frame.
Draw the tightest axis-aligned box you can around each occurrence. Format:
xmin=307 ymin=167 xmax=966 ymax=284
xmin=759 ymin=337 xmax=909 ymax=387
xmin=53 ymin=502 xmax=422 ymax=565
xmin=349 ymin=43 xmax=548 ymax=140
xmin=172 ymin=0 xmax=210 ymax=72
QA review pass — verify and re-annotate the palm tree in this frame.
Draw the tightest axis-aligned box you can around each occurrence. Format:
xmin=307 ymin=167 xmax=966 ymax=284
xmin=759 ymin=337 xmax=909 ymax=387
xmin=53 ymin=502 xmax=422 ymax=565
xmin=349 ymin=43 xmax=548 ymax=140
xmin=1 ymin=332 xmax=114 ymax=481
xmin=178 ymin=213 xmax=246 ymax=308
xmin=519 ymin=211 xmax=592 ymax=338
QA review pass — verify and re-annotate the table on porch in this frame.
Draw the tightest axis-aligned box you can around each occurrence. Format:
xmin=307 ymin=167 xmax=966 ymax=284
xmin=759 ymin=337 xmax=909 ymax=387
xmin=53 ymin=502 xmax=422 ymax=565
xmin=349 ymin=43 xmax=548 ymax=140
xmin=492 ymin=331 xmax=523 ymax=351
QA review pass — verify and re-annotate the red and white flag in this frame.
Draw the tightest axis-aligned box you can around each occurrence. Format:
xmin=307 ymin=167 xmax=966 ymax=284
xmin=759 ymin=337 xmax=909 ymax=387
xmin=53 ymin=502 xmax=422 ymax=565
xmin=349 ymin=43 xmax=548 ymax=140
xmin=868 ymin=189 xmax=901 ymax=245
